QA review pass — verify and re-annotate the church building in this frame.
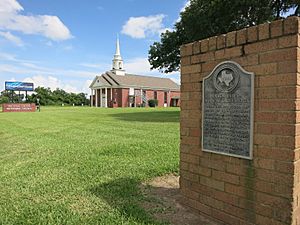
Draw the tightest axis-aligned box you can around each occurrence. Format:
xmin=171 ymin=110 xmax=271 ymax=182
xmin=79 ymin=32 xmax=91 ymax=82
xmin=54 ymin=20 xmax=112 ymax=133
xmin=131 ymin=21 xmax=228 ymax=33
xmin=89 ymin=38 xmax=180 ymax=108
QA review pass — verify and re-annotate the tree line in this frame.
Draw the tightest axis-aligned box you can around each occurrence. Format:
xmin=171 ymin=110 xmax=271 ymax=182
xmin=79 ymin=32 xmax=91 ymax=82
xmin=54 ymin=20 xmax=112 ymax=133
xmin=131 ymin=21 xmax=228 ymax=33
xmin=149 ymin=0 xmax=300 ymax=73
xmin=0 ymin=87 xmax=90 ymax=106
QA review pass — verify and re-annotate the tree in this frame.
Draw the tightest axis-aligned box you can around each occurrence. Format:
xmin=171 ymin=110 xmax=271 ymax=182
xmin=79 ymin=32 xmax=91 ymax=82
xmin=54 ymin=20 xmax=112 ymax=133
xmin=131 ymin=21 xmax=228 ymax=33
xmin=26 ymin=87 xmax=89 ymax=106
xmin=1 ymin=87 xmax=89 ymax=106
xmin=31 ymin=87 xmax=53 ymax=105
xmin=148 ymin=0 xmax=299 ymax=73
xmin=0 ymin=96 xmax=9 ymax=104
xmin=0 ymin=90 xmax=22 ymax=103
xmin=52 ymin=88 xmax=68 ymax=104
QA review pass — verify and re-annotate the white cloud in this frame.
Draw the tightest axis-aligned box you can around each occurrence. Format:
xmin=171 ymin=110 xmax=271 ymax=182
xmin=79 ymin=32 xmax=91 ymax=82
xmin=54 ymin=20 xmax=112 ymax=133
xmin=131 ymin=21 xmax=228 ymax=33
xmin=124 ymin=57 xmax=176 ymax=76
xmin=0 ymin=58 xmax=97 ymax=79
xmin=22 ymin=75 xmax=91 ymax=94
xmin=125 ymin=57 xmax=154 ymax=74
xmin=124 ymin=57 xmax=180 ymax=84
xmin=0 ymin=52 xmax=39 ymax=64
xmin=0 ymin=62 xmax=53 ymax=75
xmin=0 ymin=0 xmax=22 ymax=13
xmin=63 ymin=70 xmax=96 ymax=79
xmin=0 ymin=0 xmax=72 ymax=41
xmin=20 ymin=62 xmax=42 ymax=69
xmin=180 ymin=0 xmax=190 ymax=13
xmin=5 ymin=77 xmax=16 ymax=81
xmin=82 ymin=79 xmax=93 ymax=94
xmin=176 ymin=0 xmax=190 ymax=22
xmin=63 ymin=45 xmax=73 ymax=51
xmin=0 ymin=31 xmax=23 ymax=46
xmin=0 ymin=52 xmax=17 ymax=61
xmin=46 ymin=41 xmax=53 ymax=46
xmin=23 ymin=75 xmax=62 ymax=90
xmin=0 ymin=63 xmax=28 ymax=73
xmin=0 ymin=52 xmax=96 ymax=94
xmin=80 ymin=62 xmax=111 ymax=71
xmin=63 ymin=84 xmax=79 ymax=93
xmin=121 ymin=14 xmax=166 ymax=38
xmin=80 ymin=63 xmax=102 ymax=69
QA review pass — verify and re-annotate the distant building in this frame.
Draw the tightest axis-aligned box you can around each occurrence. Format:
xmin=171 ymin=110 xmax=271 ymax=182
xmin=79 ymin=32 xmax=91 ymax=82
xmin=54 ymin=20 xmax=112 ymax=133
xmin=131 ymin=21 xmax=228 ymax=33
xmin=89 ymin=38 xmax=180 ymax=107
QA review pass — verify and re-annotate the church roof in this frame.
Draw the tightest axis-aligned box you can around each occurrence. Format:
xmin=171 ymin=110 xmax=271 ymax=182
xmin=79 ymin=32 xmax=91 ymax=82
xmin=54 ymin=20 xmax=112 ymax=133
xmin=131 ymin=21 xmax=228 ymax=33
xmin=90 ymin=71 xmax=180 ymax=91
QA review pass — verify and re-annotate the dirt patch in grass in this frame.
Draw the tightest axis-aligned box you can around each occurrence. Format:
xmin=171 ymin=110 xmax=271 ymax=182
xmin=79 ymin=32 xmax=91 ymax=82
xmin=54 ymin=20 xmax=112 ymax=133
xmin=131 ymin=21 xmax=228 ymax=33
xmin=140 ymin=174 xmax=219 ymax=225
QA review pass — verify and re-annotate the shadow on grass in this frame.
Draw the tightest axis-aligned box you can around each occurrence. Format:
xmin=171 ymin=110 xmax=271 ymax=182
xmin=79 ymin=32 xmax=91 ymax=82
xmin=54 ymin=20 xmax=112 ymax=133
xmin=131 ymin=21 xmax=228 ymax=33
xmin=90 ymin=177 xmax=166 ymax=225
xmin=110 ymin=111 xmax=180 ymax=123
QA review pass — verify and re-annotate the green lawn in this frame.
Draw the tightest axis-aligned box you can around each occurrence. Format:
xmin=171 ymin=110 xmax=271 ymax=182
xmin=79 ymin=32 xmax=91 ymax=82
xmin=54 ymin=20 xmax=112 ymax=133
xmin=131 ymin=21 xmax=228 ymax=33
xmin=0 ymin=107 xmax=180 ymax=225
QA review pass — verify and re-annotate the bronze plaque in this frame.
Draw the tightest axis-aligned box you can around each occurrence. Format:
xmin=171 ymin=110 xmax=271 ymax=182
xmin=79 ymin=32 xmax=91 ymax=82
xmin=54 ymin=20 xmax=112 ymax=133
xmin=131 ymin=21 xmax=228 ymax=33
xmin=202 ymin=61 xmax=254 ymax=159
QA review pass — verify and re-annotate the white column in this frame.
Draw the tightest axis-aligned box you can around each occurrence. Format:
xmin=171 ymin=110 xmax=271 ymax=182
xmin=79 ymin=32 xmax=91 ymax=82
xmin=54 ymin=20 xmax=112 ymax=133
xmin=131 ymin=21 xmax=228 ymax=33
xmin=95 ymin=89 xmax=98 ymax=107
xmin=134 ymin=90 xmax=136 ymax=107
xmin=105 ymin=88 xmax=108 ymax=108
xmin=100 ymin=88 xmax=102 ymax=107
xmin=90 ymin=89 xmax=94 ymax=107
xmin=140 ymin=89 xmax=142 ymax=104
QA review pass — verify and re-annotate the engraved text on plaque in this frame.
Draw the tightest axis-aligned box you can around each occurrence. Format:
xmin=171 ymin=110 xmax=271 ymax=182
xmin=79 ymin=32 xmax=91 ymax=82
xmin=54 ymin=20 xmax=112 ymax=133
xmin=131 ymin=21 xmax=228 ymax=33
xmin=202 ymin=61 xmax=254 ymax=159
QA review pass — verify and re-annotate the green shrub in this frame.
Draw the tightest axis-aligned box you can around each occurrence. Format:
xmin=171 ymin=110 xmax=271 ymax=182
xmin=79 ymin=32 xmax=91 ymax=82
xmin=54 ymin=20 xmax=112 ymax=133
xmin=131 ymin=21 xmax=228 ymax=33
xmin=148 ymin=99 xmax=158 ymax=107
xmin=0 ymin=96 xmax=9 ymax=104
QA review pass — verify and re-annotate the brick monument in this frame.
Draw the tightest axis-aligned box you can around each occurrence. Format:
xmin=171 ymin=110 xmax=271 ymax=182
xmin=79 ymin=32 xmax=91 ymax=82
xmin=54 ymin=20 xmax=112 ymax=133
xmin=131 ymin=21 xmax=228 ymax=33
xmin=180 ymin=16 xmax=300 ymax=225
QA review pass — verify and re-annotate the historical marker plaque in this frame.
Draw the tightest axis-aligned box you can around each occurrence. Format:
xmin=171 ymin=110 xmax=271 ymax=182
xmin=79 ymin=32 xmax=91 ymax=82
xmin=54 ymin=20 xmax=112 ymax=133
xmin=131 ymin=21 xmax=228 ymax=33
xmin=202 ymin=61 xmax=254 ymax=159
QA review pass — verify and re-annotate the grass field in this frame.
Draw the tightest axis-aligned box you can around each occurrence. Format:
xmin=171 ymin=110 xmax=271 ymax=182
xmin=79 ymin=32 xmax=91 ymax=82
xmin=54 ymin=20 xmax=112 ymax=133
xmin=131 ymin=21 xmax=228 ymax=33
xmin=0 ymin=107 xmax=180 ymax=225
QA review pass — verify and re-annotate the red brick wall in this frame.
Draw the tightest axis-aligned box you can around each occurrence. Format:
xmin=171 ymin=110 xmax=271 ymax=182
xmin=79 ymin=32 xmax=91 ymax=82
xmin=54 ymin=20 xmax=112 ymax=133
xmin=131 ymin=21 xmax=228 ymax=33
xmin=121 ymin=88 xmax=129 ymax=107
xmin=92 ymin=88 xmax=180 ymax=107
xmin=144 ymin=90 xmax=180 ymax=107
xmin=111 ymin=88 xmax=180 ymax=107
xmin=146 ymin=90 xmax=154 ymax=101
xmin=180 ymin=17 xmax=300 ymax=225
xmin=114 ymin=88 xmax=123 ymax=107
xmin=145 ymin=90 xmax=160 ymax=106
xmin=107 ymin=88 xmax=112 ymax=107
xmin=157 ymin=91 xmax=164 ymax=107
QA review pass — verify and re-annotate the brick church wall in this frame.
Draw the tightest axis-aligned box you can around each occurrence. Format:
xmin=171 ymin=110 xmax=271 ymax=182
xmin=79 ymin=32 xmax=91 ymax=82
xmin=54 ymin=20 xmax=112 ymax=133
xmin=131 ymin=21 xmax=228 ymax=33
xmin=113 ymin=88 xmax=180 ymax=107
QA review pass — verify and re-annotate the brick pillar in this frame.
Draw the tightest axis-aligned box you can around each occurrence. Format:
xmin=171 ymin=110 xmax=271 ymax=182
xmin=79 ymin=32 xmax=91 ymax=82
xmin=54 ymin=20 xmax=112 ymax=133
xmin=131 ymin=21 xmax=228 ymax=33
xmin=180 ymin=16 xmax=300 ymax=225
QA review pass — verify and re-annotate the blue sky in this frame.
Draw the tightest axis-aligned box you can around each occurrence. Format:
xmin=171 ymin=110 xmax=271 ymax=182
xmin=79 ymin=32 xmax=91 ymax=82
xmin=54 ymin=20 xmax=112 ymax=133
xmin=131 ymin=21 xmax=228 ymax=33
xmin=0 ymin=0 xmax=187 ymax=94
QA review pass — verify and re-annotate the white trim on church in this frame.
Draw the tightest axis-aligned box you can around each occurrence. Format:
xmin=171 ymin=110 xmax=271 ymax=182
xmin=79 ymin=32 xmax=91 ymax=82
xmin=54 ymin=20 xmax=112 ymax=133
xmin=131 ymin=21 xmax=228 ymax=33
xmin=111 ymin=37 xmax=125 ymax=76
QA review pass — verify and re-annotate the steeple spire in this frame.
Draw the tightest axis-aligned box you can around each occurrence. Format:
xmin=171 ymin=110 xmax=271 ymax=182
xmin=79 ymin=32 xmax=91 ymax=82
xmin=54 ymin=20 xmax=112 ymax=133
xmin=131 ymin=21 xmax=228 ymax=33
xmin=115 ymin=35 xmax=121 ymax=57
xmin=111 ymin=35 xmax=125 ymax=76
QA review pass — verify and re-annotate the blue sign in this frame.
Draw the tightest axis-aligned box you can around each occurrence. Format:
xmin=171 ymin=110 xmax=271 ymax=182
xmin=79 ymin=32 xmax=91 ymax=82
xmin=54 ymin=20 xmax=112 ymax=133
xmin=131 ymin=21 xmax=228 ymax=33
xmin=5 ymin=82 xmax=34 ymax=91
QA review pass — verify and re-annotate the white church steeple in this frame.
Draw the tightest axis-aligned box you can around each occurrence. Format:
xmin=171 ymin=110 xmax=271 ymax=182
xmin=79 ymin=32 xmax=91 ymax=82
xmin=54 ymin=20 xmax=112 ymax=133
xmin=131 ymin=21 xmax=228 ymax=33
xmin=111 ymin=36 xmax=125 ymax=76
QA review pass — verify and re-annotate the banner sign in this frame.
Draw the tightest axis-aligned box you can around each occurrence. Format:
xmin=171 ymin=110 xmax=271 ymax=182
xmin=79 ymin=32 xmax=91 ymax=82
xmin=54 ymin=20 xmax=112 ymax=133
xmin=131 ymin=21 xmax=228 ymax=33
xmin=5 ymin=82 xmax=34 ymax=91
xmin=2 ymin=103 xmax=36 ymax=112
